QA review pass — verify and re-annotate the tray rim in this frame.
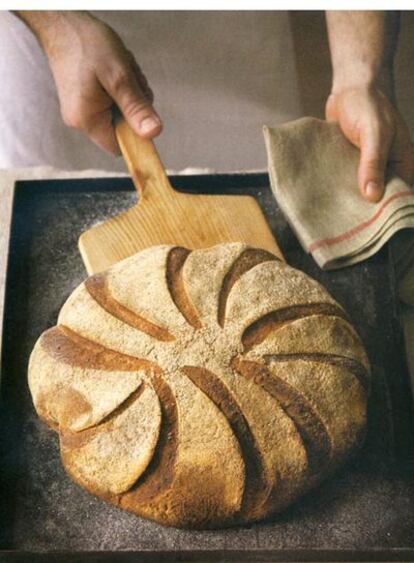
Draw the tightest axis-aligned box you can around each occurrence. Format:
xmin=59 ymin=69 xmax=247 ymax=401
xmin=0 ymin=173 xmax=412 ymax=561
xmin=1 ymin=547 xmax=414 ymax=562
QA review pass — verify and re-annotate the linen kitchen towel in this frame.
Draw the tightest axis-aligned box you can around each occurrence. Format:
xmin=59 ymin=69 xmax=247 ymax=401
xmin=264 ymin=117 xmax=414 ymax=270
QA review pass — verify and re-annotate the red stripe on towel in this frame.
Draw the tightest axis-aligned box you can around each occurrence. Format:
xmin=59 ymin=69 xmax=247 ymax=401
xmin=308 ymin=191 xmax=414 ymax=252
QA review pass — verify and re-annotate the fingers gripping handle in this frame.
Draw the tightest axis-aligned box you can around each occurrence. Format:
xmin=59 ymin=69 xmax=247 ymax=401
xmin=115 ymin=117 xmax=173 ymax=201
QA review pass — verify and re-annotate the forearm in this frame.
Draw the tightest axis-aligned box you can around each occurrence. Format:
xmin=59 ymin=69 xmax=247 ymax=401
xmin=326 ymin=11 xmax=400 ymax=100
xmin=13 ymin=11 xmax=94 ymax=54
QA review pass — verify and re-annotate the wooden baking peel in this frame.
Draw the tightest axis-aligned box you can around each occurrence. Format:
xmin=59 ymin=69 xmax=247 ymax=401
xmin=79 ymin=118 xmax=283 ymax=274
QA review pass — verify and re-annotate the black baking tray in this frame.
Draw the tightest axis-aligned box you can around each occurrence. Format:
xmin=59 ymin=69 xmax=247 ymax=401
xmin=1 ymin=173 xmax=414 ymax=562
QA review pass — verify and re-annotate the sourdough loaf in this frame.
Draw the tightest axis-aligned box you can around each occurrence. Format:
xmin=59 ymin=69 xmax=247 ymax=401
xmin=28 ymin=243 xmax=370 ymax=528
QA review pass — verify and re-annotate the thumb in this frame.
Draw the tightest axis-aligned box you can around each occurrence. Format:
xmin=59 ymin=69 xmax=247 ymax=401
xmin=358 ymin=124 xmax=392 ymax=203
xmin=100 ymin=66 xmax=162 ymax=139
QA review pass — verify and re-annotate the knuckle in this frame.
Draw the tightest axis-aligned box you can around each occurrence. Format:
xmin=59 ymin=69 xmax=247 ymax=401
xmin=106 ymin=65 xmax=151 ymax=113
xmin=122 ymin=98 xmax=151 ymax=118
xmin=363 ymin=139 xmax=390 ymax=165
xmin=97 ymin=58 xmax=124 ymax=87
xmin=107 ymin=65 xmax=133 ymax=94
xmin=364 ymin=156 xmax=384 ymax=169
xmin=111 ymin=72 xmax=130 ymax=94
xmin=362 ymin=161 xmax=385 ymax=181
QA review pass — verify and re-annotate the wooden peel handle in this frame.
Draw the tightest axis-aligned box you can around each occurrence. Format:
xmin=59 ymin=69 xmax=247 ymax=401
xmin=115 ymin=117 xmax=174 ymax=200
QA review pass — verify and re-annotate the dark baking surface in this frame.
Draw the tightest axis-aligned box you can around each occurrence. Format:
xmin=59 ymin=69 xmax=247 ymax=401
xmin=0 ymin=173 xmax=414 ymax=562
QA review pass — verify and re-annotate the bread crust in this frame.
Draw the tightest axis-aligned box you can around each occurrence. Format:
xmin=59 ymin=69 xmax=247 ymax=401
xmin=28 ymin=243 xmax=370 ymax=528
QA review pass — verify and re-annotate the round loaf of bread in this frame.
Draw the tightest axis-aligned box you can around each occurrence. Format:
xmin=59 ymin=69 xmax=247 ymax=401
xmin=28 ymin=243 xmax=370 ymax=528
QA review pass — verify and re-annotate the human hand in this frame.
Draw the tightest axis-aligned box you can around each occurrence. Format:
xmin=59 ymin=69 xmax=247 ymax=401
xmin=24 ymin=11 xmax=162 ymax=155
xmin=326 ymin=87 xmax=414 ymax=203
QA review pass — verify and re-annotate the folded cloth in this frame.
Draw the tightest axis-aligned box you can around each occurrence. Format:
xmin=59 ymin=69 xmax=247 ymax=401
xmin=263 ymin=117 xmax=414 ymax=270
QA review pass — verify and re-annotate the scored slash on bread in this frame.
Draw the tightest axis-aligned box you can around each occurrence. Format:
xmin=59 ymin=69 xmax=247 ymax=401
xmin=28 ymin=243 xmax=370 ymax=528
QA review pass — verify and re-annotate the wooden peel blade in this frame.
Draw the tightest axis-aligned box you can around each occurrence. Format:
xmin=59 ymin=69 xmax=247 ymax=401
xmin=79 ymin=118 xmax=283 ymax=275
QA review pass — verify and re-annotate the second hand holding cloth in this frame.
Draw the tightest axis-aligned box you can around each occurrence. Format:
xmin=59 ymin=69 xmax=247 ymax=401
xmin=264 ymin=117 xmax=414 ymax=270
